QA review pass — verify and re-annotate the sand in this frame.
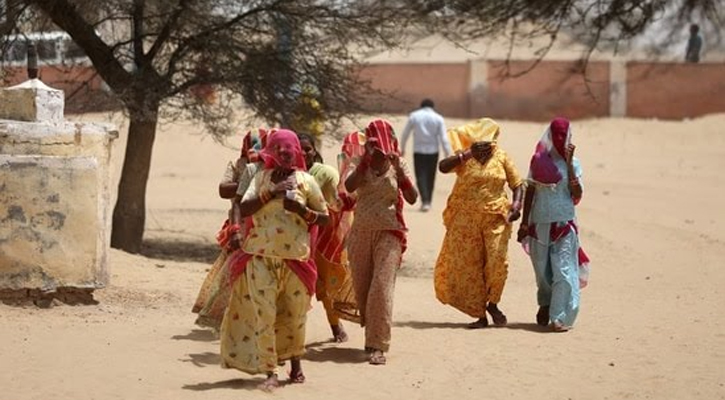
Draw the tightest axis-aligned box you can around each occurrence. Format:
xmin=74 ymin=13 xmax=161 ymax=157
xmin=1 ymin=112 xmax=724 ymax=400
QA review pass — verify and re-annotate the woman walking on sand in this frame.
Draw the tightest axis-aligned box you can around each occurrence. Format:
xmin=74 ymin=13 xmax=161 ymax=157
xmin=192 ymin=129 xmax=268 ymax=330
xmin=517 ymin=117 xmax=589 ymax=332
xmin=344 ymin=119 xmax=418 ymax=365
xmin=297 ymin=132 xmax=359 ymax=342
xmin=434 ymin=118 xmax=524 ymax=329
xmin=219 ymin=129 xmax=329 ymax=391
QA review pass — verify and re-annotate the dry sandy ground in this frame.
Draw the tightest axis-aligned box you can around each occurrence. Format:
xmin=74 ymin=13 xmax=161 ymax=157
xmin=1 ymin=112 xmax=724 ymax=400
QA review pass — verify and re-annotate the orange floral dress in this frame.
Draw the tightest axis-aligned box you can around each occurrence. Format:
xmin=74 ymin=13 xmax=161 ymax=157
xmin=434 ymin=148 xmax=523 ymax=318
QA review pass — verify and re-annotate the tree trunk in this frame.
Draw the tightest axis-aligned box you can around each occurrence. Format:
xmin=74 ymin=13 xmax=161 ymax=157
xmin=111 ymin=106 xmax=159 ymax=253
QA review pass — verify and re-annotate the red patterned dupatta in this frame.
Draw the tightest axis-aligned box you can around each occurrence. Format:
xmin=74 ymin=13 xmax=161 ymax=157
xmin=364 ymin=119 xmax=408 ymax=254
xmin=228 ymin=129 xmax=319 ymax=294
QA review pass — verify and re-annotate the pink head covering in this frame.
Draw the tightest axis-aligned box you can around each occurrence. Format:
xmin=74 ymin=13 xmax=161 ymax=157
xmin=364 ymin=119 xmax=400 ymax=156
xmin=528 ymin=117 xmax=572 ymax=186
xmin=549 ymin=117 xmax=570 ymax=159
xmin=258 ymin=129 xmax=307 ymax=170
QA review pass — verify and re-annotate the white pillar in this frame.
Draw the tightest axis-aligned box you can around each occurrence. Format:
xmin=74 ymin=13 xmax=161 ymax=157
xmin=609 ymin=58 xmax=627 ymax=117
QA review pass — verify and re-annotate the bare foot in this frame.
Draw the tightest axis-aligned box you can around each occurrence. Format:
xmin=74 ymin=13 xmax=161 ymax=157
xmin=536 ymin=306 xmax=550 ymax=326
xmin=258 ymin=373 xmax=279 ymax=392
xmin=288 ymin=357 xmax=305 ymax=384
xmin=552 ymin=320 xmax=571 ymax=332
xmin=369 ymin=349 xmax=386 ymax=365
xmin=466 ymin=317 xmax=489 ymax=329
xmin=331 ymin=324 xmax=349 ymax=343
xmin=486 ymin=303 xmax=508 ymax=326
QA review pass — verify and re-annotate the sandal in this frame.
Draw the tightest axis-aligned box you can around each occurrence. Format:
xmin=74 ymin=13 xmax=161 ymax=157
xmin=368 ymin=350 xmax=386 ymax=365
xmin=486 ymin=304 xmax=508 ymax=326
xmin=288 ymin=369 xmax=306 ymax=384
xmin=331 ymin=324 xmax=349 ymax=343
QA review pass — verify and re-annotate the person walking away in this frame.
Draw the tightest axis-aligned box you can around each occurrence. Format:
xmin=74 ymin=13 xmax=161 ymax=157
xmin=685 ymin=24 xmax=703 ymax=63
xmin=400 ymin=99 xmax=452 ymax=212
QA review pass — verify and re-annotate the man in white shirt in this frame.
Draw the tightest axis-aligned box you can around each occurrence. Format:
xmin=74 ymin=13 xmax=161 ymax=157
xmin=400 ymin=99 xmax=452 ymax=212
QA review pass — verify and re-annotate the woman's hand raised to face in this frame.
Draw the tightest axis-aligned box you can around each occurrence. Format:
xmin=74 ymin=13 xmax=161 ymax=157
xmin=565 ymin=144 xmax=576 ymax=165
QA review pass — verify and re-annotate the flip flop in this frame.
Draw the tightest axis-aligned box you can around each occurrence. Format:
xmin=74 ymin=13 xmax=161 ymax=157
xmin=369 ymin=350 xmax=386 ymax=365
xmin=288 ymin=370 xmax=306 ymax=384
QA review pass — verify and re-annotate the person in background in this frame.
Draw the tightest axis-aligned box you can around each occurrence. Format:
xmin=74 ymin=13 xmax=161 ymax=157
xmin=400 ymin=99 xmax=452 ymax=212
xmin=685 ymin=23 xmax=703 ymax=63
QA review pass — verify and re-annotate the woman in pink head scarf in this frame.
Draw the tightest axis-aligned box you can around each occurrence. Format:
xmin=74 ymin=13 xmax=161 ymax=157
xmin=344 ymin=119 xmax=418 ymax=365
xmin=219 ymin=129 xmax=329 ymax=391
xmin=517 ymin=117 xmax=589 ymax=332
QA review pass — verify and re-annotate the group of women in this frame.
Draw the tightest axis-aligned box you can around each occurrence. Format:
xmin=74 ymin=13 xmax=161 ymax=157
xmin=191 ymin=116 xmax=589 ymax=391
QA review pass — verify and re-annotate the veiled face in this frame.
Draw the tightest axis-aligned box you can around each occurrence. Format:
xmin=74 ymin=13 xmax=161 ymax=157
xmin=273 ymin=141 xmax=296 ymax=169
xmin=550 ymin=118 xmax=569 ymax=157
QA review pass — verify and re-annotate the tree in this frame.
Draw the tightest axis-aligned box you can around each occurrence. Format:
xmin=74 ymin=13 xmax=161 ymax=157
xmin=1 ymin=0 xmax=415 ymax=253
xmin=1 ymin=0 xmax=720 ymax=253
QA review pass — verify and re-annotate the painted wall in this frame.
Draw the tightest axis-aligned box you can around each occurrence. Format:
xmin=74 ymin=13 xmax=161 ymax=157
xmin=360 ymin=60 xmax=725 ymax=121
xmin=627 ymin=62 xmax=725 ymax=119
xmin=357 ymin=63 xmax=471 ymax=118
xmin=482 ymin=60 xmax=610 ymax=121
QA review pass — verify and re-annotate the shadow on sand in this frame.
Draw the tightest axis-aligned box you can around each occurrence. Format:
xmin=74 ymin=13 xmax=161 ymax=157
xmin=179 ymin=351 xmax=220 ymax=368
xmin=182 ymin=378 xmax=258 ymax=391
xmin=140 ymin=238 xmax=219 ymax=264
xmin=171 ymin=329 xmax=218 ymax=342
xmin=393 ymin=320 xmax=470 ymax=330
xmin=394 ymin=320 xmax=551 ymax=333
xmin=303 ymin=340 xmax=369 ymax=364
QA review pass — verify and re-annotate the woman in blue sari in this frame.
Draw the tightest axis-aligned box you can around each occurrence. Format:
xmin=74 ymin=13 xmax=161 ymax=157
xmin=518 ymin=117 xmax=589 ymax=332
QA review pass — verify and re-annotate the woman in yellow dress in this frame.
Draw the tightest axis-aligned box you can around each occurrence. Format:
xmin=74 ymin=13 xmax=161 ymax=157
xmin=434 ymin=118 xmax=524 ymax=328
xmin=219 ymin=129 xmax=329 ymax=391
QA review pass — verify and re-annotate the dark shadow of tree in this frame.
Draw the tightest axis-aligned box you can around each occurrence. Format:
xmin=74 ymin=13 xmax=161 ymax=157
xmin=171 ymin=329 xmax=218 ymax=342
xmin=140 ymin=238 xmax=219 ymax=263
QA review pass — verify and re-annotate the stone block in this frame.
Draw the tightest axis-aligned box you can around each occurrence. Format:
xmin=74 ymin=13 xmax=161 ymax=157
xmin=0 ymin=79 xmax=64 ymax=122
